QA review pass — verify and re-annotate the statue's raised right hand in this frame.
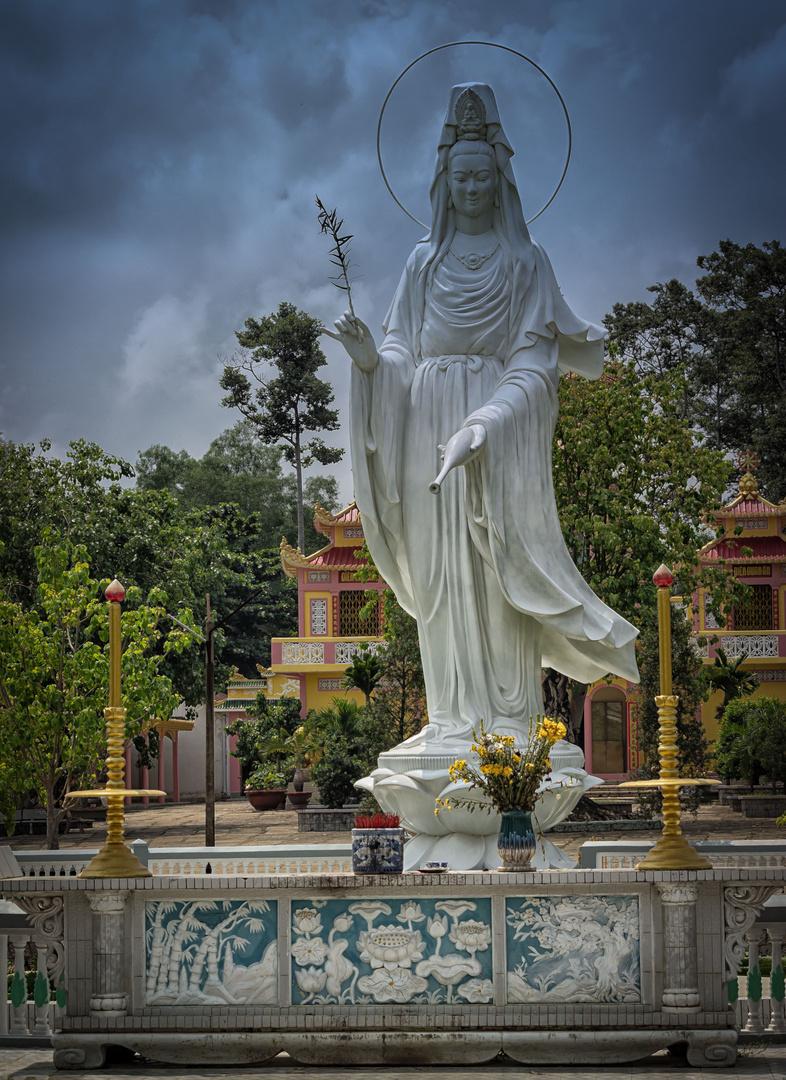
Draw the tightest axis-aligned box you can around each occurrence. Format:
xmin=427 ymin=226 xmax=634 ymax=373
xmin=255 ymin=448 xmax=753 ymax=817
xmin=333 ymin=311 xmax=378 ymax=372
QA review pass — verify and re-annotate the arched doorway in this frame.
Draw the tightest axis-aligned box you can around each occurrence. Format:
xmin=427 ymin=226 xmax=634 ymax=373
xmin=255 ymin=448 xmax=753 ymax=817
xmin=588 ymin=687 xmax=628 ymax=776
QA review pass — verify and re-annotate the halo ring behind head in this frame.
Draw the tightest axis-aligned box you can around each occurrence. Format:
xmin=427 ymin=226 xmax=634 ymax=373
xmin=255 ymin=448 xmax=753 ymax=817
xmin=376 ymin=41 xmax=572 ymax=230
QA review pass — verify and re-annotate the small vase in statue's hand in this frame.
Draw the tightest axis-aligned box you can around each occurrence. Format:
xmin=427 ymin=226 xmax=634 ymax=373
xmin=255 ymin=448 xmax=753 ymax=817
xmin=429 ymin=424 xmax=486 ymax=494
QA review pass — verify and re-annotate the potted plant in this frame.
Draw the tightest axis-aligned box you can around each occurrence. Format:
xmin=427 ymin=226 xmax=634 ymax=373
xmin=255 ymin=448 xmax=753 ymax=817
xmin=351 ymin=811 xmax=404 ymax=873
xmin=436 ymin=717 xmax=566 ymax=870
xmin=256 ymin=717 xmax=323 ymax=809
xmin=244 ymin=764 xmax=288 ymax=811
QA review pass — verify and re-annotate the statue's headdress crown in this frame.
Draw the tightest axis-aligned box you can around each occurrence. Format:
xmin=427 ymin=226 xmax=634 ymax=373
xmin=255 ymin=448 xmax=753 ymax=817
xmin=454 ymin=87 xmax=487 ymax=141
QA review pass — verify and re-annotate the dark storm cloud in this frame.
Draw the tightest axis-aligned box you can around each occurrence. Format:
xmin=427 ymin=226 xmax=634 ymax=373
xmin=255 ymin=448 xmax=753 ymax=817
xmin=0 ymin=0 xmax=784 ymax=501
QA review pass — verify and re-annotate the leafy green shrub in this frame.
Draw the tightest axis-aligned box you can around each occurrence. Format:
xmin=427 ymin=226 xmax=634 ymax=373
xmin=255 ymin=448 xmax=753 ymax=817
xmin=226 ymin=695 xmax=303 ymax=784
xmin=245 ymin=763 xmax=287 ymax=790
xmin=309 ymin=697 xmax=396 ymax=808
xmin=717 ymin=697 xmax=786 ymax=792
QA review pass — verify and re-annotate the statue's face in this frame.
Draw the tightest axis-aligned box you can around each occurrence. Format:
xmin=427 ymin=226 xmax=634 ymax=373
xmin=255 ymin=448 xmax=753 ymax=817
xmin=448 ymin=153 xmax=496 ymax=220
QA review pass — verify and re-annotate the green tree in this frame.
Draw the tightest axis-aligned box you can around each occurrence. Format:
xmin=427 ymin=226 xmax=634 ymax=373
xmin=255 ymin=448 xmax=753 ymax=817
xmin=256 ymin=714 xmax=323 ymax=791
xmin=221 ymin=302 xmax=344 ymax=552
xmin=342 ymin=645 xmax=383 ymax=708
xmin=704 ymin=648 xmax=759 ymax=720
xmin=630 ymin=602 xmax=711 ymax=814
xmin=136 ymin=420 xmax=339 ymax=554
xmin=0 ymin=437 xmax=132 ymax=607
xmin=606 ymin=240 xmax=786 ymax=500
xmin=0 ymin=532 xmax=197 ymax=847
xmin=549 ymin=359 xmax=735 ymax=743
xmin=0 ymin=437 xmax=241 ymax=704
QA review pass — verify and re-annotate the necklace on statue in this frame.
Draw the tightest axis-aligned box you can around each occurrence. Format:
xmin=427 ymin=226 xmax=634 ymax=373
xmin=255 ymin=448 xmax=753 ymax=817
xmin=449 ymin=241 xmax=500 ymax=271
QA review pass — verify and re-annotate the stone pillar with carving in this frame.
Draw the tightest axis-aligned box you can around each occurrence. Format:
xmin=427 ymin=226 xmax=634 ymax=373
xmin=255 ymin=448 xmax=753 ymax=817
xmin=768 ymin=929 xmax=786 ymax=1033
xmin=9 ymin=933 xmax=30 ymax=1035
xmin=88 ymin=892 xmax=129 ymax=1016
xmin=656 ymin=882 xmax=700 ymax=1010
xmin=743 ymin=931 xmax=765 ymax=1033
xmin=31 ymin=936 xmax=52 ymax=1036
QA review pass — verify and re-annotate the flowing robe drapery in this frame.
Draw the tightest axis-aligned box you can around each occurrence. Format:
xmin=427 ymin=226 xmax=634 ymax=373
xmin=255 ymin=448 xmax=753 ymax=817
xmin=350 ymin=237 xmax=639 ymax=747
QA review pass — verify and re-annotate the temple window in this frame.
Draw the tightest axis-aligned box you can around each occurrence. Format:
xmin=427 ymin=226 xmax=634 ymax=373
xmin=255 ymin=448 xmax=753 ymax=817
xmin=732 ymin=584 xmax=773 ymax=631
xmin=310 ymin=598 xmax=328 ymax=636
xmin=339 ymin=590 xmax=379 ymax=636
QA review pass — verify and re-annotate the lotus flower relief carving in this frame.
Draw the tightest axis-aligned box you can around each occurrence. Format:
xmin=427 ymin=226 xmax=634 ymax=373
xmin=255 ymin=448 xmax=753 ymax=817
xmin=289 ymin=897 xmax=494 ymax=1006
xmin=450 ymin=919 xmax=492 ymax=954
xmin=358 ymin=924 xmax=426 ymax=970
xmin=397 ymin=901 xmax=426 ymax=925
xmin=356 ymin=967 xmax=429 ymax=1003
xmin=414 ymin=952 xmax=482 ymax=989
xmin=427 ymin=913 xmax=448 ymax=938
xmin=294 ymin=965 xmax=327 ymax=998
xmin=291 ymin=937 xmax=328 ymax=967
xmin=292 ymin=908 xmax=323 ymax=935
xmin=456 ymin=978 xmax=495 ymax=1003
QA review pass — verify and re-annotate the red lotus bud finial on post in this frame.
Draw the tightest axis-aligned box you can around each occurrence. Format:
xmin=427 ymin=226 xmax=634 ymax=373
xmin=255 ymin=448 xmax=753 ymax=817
xmin=105 ymin=579 xmax=126 ymax=603
xmin=653 ymin=564 xmax=674 ymax=588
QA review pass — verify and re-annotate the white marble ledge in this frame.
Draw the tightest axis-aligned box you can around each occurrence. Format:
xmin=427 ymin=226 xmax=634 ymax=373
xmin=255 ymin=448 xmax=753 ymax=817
xmin=3 ymin=865 xmax=785 ymax=893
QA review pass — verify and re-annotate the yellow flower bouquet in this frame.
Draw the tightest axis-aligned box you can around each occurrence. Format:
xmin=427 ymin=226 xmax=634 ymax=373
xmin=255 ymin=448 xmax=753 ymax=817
xmin=436 ymin=717 xmax=567 ymax=815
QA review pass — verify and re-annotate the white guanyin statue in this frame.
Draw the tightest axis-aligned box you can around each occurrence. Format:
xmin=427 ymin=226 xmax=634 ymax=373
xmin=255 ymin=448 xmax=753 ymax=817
xmin=333 ymin=83 xmax=639 ymax=870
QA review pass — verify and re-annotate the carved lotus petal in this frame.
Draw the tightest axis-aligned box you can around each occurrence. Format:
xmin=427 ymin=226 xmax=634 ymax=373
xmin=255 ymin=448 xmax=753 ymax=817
xmin=456 ymin=978 xmax=495 ymax=1003
xmin=356 ymin=967 xmax=429 ymax=1003
xmin=374 ymin=774 xmax=451 ymax=835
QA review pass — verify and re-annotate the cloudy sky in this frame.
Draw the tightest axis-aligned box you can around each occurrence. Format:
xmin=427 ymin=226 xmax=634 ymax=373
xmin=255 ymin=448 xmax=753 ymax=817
xmin=1 ymin=0 xmax=784 ymax=505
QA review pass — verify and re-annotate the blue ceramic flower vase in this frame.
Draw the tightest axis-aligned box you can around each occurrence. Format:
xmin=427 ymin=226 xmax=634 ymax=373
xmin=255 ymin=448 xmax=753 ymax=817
xmin=497 ymin=809 xmax=536 ymax=871
xmin=351 ymin=827 xmax=405 ymax=873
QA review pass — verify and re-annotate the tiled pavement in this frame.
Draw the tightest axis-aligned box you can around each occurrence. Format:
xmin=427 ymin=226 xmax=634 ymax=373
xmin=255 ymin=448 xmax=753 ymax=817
xmin=0 ymin=1043 xmax=784 ymax=1079
xmin=4 ymin=797 xmax=783 ymax=864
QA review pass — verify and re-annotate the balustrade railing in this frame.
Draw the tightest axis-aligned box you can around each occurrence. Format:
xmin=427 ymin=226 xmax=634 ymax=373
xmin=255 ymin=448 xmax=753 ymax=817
xmin=0 ymin=912 xmax=61 ymax=1040
xmin=12 ymin=840 xmax=353 ymax=879
xmin=579 ymin=838 xmax=786 ymax=870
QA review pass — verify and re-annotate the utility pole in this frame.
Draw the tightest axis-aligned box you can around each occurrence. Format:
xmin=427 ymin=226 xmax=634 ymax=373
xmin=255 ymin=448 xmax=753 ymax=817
xmin=205 ymin=595 xmax=216 ymax=847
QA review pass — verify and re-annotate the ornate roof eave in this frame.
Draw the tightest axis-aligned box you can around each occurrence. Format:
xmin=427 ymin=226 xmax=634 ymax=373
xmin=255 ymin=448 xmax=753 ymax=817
xmin=280 ymin=536 xmax=319 ymax=578
xmin=280 ymin=535 xmax=370 ymax=577
xmin=313 ymin=499 xmax=361 ymax=536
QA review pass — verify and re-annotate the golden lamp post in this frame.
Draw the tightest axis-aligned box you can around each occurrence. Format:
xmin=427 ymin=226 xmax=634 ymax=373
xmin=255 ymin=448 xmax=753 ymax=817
xmin=68 ymin=579 xmax=165 ymax=878
xmin=619 ymin=564 xmax=718 ymax=870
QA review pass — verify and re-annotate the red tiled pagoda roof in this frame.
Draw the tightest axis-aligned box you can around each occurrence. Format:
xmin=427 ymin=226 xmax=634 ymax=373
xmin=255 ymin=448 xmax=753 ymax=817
xmin=700 ymin=537 xmax=786 ymax=562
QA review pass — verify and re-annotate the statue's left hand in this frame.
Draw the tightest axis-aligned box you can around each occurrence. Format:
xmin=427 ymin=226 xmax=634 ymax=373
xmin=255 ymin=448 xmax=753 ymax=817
xmin=429 ymin=425 xmax=486 ymax=494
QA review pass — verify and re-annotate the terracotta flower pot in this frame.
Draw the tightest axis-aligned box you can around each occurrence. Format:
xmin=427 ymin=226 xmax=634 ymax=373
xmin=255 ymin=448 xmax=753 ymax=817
xmin=245 ymin=789 xmax=287 ymax=811
xmin=287 ymin=790 xmax=313 ymax=810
